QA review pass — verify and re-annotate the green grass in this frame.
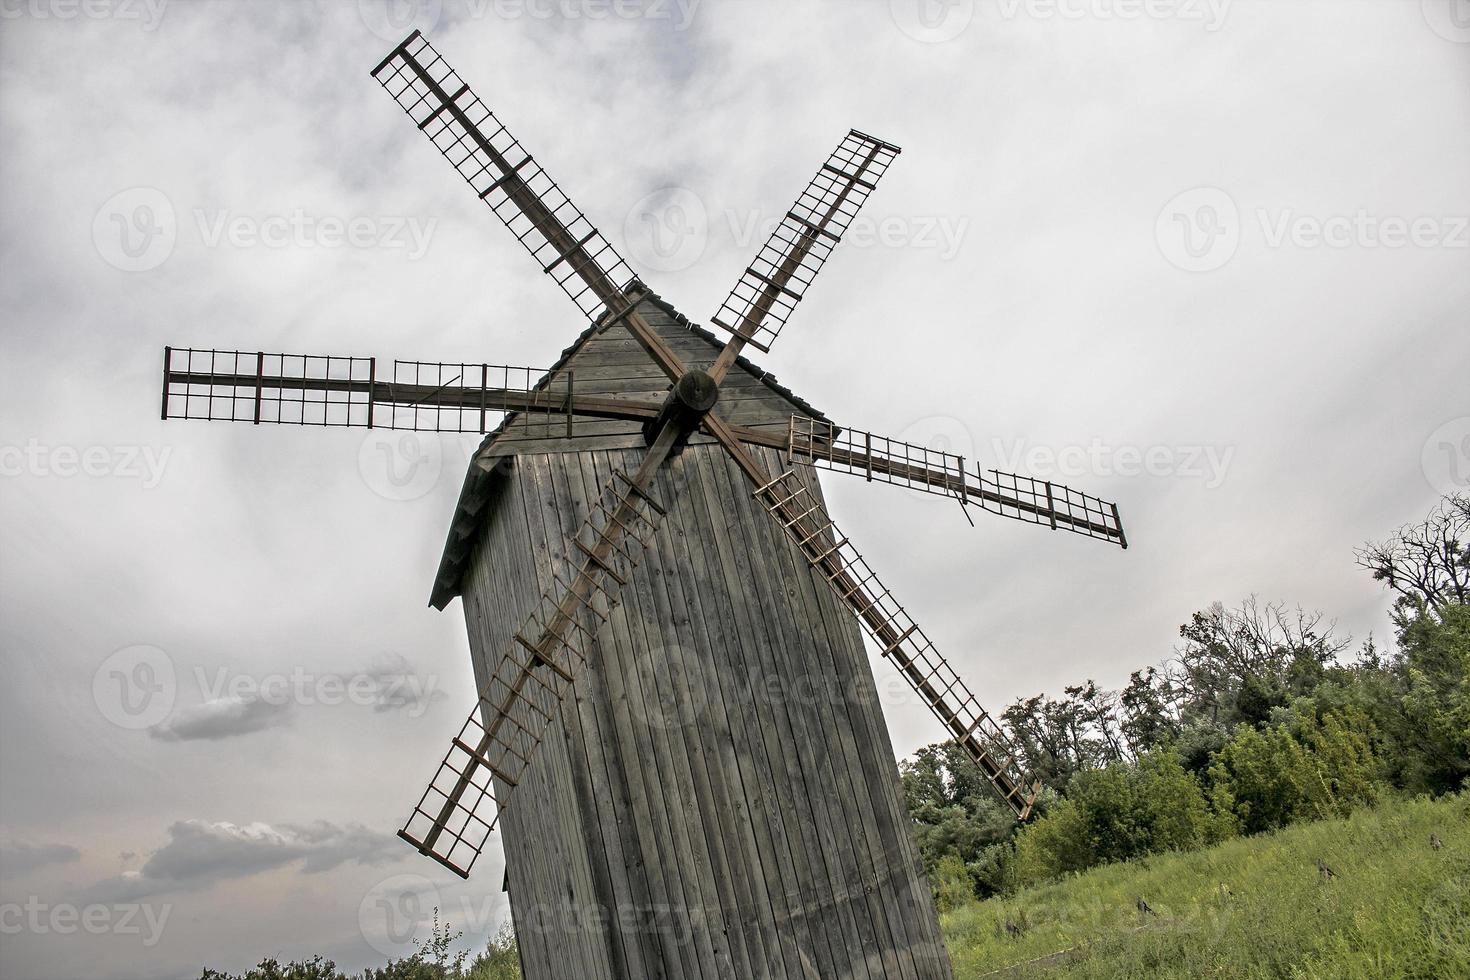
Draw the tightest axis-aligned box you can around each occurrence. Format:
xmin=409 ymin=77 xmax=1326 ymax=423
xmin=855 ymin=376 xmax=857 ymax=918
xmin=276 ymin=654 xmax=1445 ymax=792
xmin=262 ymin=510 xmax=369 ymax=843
xmin=941 ymin=794 xmax=1470 ymax=979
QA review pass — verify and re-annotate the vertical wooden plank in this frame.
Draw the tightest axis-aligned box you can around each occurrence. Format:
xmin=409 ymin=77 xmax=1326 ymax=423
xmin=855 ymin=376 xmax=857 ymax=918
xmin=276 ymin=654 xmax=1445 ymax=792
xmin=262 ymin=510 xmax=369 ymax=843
xmin=688 ymin=447 xmax=846 ymax=979
xmin=759 ymin=456 xmax=925 ymax=980
xmin=564 ymin=449 xmax=694 ymax=980
xmin=712 ymin=447 xmax=881 ymax=980
xmin=620 ymin=447 xmax=754 ymax=980
xmin=664 ymin=449 xmax=804 ymax=978
xmin=645 ymin=449 xmax=779 ymax=979
xmin=782 ymin=462 xmax=953 ymax=979
xmin=583 ymin=448 xmax=723 ymax=980
xmin=519 ymin=454 xmax=626 ymax=978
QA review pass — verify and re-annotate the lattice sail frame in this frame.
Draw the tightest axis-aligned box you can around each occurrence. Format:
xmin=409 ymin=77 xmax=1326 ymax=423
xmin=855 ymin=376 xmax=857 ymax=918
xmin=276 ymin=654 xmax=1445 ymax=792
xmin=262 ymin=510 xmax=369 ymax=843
xmin=161 ymin=347 xmax=588 ymax=436
xmin=400 ymin=468 xmax=667 ymax=878
xmin=710 ymin=129 xmax=901 ymax=352
xmin=373 ymin=30 xmax=639 ymax=322
xmin=786 ymin=415 xmax=1127 ymax=548
xmin=754 ymin=470 xmax=1041 ymax=818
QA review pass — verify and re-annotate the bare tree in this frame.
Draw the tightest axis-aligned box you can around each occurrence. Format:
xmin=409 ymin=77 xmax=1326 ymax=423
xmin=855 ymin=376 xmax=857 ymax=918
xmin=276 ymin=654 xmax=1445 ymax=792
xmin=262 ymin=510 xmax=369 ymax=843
xmin=1356 ymin=493 xmax=1470 ymax=621
xmin=1171 ymin=597 xmax=1347 ymax=727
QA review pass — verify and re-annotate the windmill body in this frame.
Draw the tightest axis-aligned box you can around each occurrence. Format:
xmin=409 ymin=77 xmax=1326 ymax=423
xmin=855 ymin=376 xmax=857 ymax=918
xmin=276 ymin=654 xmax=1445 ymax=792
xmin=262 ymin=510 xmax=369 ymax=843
xmin=448 ymin=305 xmax=949 ymax=976
xmin=162 ymin=29 xmax=1128 ymax=980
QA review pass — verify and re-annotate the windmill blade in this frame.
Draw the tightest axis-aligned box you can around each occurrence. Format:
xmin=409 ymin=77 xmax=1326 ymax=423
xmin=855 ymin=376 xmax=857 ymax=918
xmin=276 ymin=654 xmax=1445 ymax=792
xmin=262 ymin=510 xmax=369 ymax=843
xmin=708 ymin=129 xmax=900 ymax=368
xmin=753 ymin=469 xmax=1041 ymax=819
xmin=400 ymin=423 xmax=680 ymax=878
xmin=160 ymin=346 xmax=656 ymax=434
xmin=784 ymin=415 xmax=1127 ymax=548
xmin=372 ymin=31 xmax=639 ymax=323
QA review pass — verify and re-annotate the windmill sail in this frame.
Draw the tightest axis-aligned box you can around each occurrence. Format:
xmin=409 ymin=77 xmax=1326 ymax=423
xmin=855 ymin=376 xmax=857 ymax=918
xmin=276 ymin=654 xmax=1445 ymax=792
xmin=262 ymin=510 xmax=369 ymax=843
xmin=754 ymin=469 xmax=1041 ymax=819
xmin=785 ymin=414 xmax=1126 ymax=547
xmin=373 ymin=30 xmax=639 ymax=322
xmin=709 ymin=129 xmax=900 ymax=355
xmin=160 ymin=347 xmax=654 ymax=434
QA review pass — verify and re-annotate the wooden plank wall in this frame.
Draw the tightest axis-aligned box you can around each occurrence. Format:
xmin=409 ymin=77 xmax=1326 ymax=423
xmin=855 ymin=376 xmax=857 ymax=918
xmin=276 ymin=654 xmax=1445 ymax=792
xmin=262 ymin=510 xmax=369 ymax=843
xmin=460 ymin=443 xmax=953 ymax=980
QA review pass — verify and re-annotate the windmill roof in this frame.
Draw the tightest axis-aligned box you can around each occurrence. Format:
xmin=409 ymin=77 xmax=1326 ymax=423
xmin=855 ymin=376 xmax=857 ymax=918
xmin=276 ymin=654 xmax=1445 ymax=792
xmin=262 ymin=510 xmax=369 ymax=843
xmin=428 ymin=291 xmax=827 ymax=609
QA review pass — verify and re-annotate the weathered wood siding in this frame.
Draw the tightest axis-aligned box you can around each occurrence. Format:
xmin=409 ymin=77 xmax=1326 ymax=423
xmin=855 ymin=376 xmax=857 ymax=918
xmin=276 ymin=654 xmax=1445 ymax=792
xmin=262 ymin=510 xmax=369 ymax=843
xmin=461 ymin=443 xmax=953 ymax=980
xmin=487 ymin=302 xmax=809 ymax=456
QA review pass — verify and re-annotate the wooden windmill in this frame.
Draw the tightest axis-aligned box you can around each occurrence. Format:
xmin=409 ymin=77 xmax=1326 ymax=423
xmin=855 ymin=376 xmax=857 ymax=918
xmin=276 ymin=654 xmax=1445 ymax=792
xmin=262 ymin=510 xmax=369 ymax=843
xmin=161 ymin=31 xmax=1126 ymax=979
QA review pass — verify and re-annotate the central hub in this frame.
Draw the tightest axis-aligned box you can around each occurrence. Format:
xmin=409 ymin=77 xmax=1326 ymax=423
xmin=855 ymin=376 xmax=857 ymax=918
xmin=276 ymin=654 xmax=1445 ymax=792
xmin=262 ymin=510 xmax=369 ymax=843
xmin=643 ymin=369 xmax=720 ymax=445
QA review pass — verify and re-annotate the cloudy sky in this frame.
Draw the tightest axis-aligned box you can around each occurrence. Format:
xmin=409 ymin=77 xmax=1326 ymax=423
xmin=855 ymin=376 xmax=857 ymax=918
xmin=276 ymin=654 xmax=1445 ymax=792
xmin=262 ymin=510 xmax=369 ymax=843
xmin=1 ymin=1 xmax=1466 ymax=977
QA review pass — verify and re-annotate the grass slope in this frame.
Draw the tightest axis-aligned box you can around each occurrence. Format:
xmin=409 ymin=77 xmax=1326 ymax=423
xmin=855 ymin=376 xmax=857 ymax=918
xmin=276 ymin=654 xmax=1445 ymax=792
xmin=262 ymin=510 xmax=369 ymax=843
xmin=940 ymin=794 xmax=1470 ymax=979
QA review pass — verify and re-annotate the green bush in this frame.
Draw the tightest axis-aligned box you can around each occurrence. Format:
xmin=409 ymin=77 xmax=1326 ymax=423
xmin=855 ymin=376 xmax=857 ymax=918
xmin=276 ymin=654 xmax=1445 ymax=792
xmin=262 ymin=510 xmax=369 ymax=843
xmin=1010 ymin=749 xmax=1233 ymax=887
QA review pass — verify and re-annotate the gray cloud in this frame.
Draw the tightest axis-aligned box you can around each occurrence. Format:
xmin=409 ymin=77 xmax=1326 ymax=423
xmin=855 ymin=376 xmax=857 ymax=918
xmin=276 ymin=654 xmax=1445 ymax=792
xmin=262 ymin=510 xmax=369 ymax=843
xmin=149 ymin=694 xmax=292 ymax=742
xmin=360 ymin=652 xmax=447 ymax=715
xmin=80 ymin=819 xmax=399 ymax=903
xmin=0 ymin=840 xmax=81 ymax=875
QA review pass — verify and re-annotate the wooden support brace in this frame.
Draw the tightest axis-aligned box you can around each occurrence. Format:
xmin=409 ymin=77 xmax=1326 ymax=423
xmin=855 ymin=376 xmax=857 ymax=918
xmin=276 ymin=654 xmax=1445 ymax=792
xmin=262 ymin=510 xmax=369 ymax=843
xmin=612 ymin=469 xmax=666 ymax=515
xmin=821 ymin=162 xmax=876 ymax=190
xmin=479 ymin=155 xmax=534 ymax=198
xmin=878 ymin=625 xmax=920 ymax=659
xmin=418 ymin=83 xmax=469 ymax=129
xmin=452 ymin=737 xmax=518 ymax=787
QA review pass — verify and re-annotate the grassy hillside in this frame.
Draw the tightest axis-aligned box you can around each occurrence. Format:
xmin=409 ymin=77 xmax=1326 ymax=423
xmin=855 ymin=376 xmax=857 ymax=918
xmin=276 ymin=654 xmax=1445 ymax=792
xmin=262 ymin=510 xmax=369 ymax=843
xmin=940 ymin=793 xmax=1470 ymax=979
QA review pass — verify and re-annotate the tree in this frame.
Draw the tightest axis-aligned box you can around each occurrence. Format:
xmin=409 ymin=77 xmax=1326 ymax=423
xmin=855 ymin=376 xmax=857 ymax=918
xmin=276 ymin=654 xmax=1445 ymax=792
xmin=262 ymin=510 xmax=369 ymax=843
xmin=467 ymin=924 xmax=522 ymax=980
xmin=1169 ymin=597 xmax=1346 ymax=731
xmin=1357 ymin=492 xmax=1470 ymax=624
xmin=1118 ymin=666 xmax=1182 ymax=758
xmin=1206 ymin=708 xmax=1380 ymax=835
xmin=1392 ymin=603 xmax=1470 ymax=793
xmin=901 ymin=740 xmax=1018 ymax=900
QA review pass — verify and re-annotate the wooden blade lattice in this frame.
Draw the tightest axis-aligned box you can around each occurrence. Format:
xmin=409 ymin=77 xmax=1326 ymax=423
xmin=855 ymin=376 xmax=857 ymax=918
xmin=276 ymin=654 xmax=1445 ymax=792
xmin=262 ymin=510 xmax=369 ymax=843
xmin=373 ymin=30 xmax=639 ymax=322
xmin=160 ymin=347 xmax=657 ymax=434
xmin=710 ymin=129 xmax=900 ymax=353
xmin=399 ymin=465 xmax=668 ymax=878
xmin=786 ymin=415 xmax=1127 ymax=548
xmin=754 ymin=469 xmax=1041 ymax=820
